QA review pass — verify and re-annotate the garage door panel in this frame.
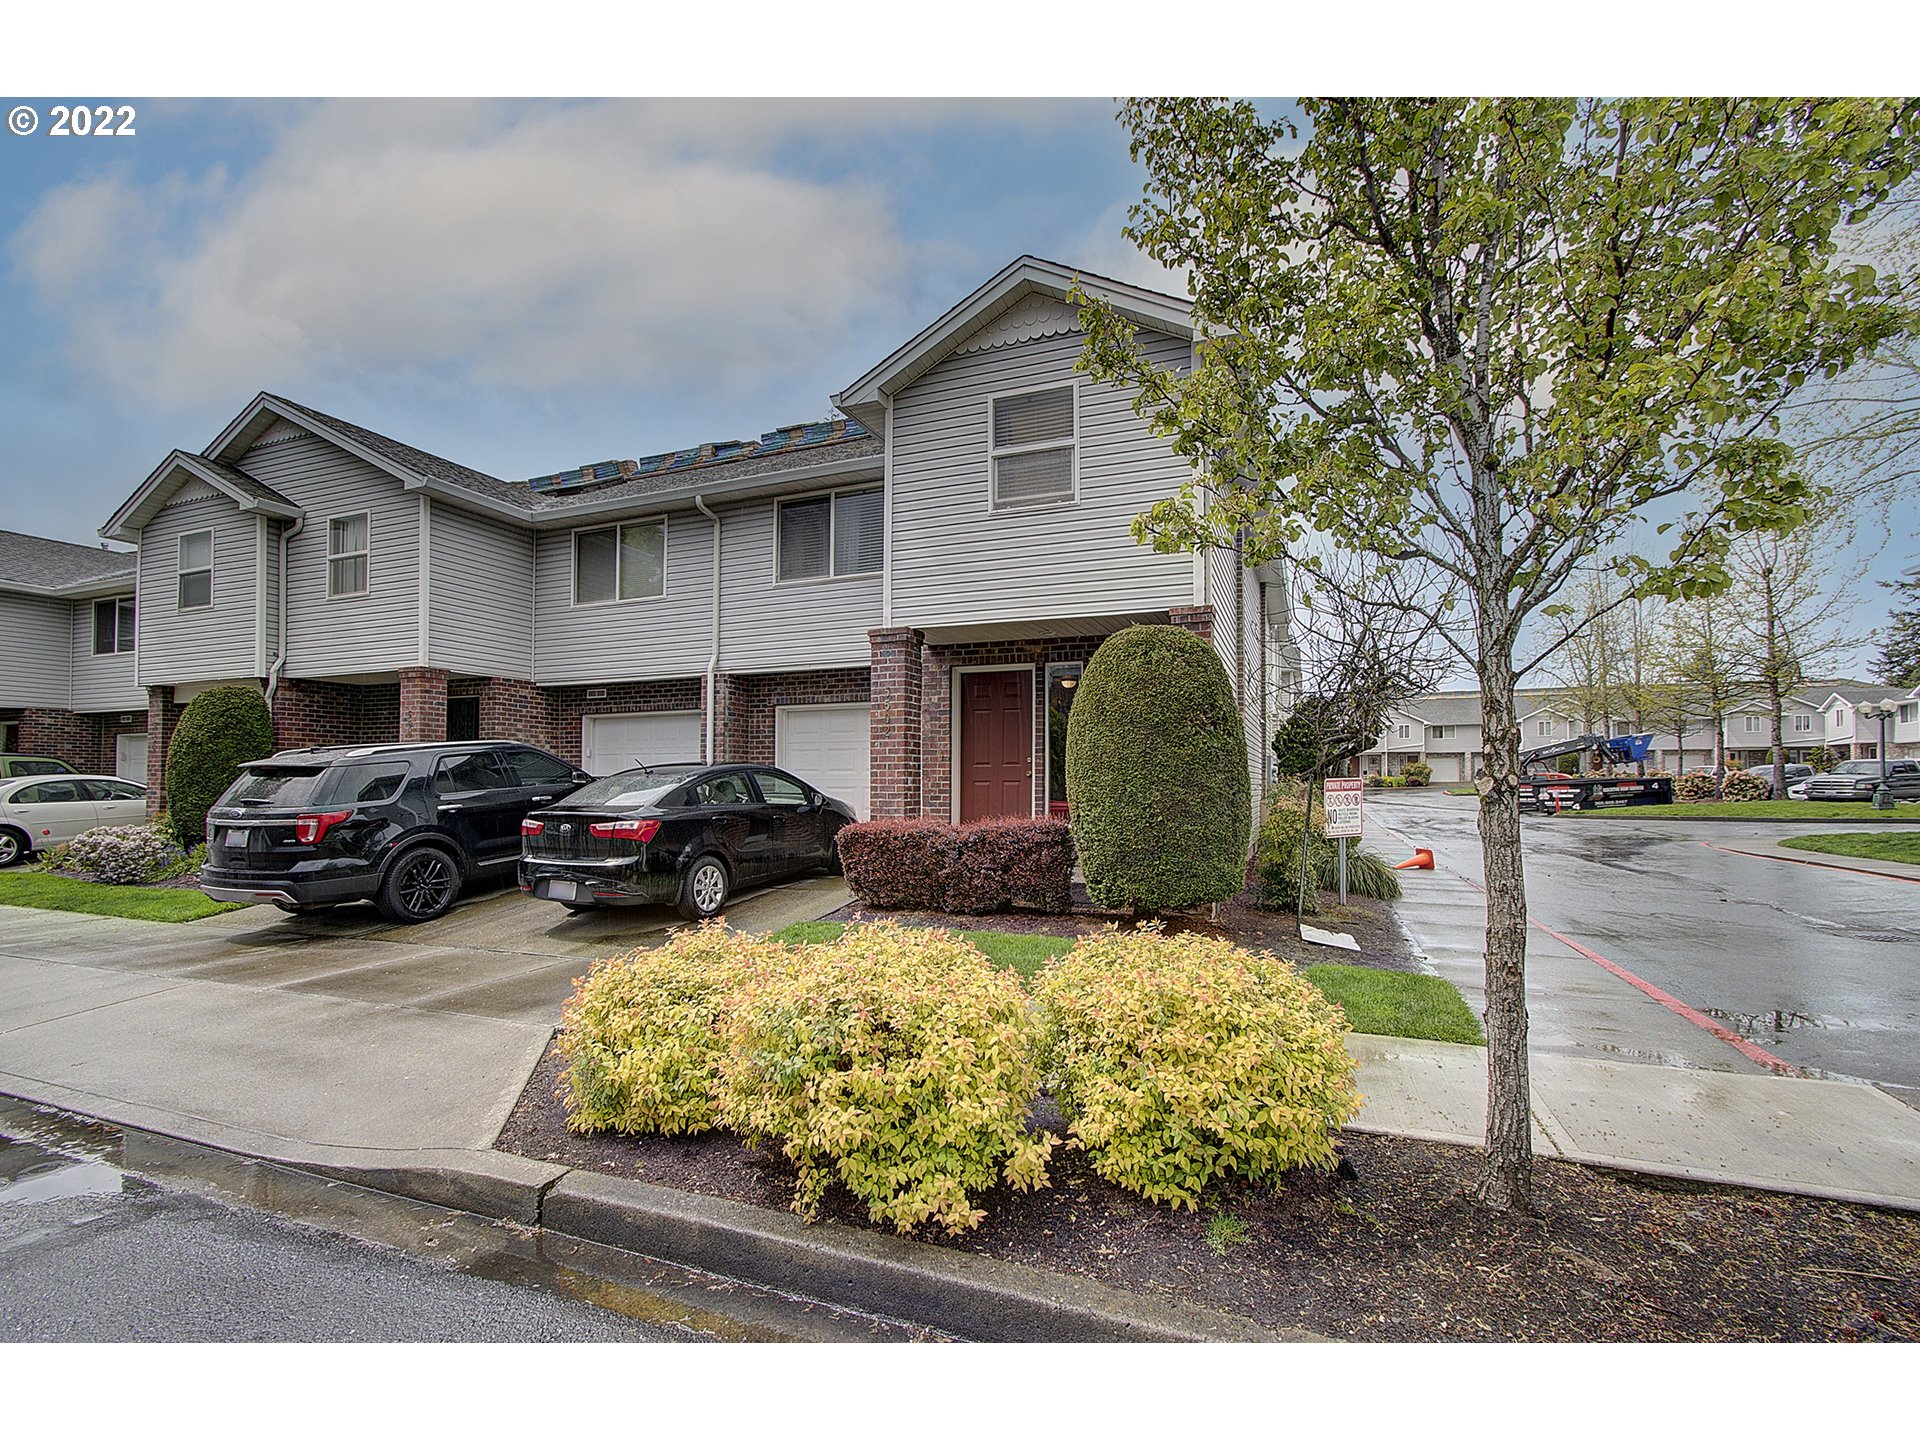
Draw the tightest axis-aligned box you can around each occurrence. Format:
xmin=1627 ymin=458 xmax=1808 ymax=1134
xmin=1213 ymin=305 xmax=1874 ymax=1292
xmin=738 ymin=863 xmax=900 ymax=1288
xmin=776 ymin=704 xmax=870 ymax=819
xmin=582 ymin=712 xmax=702 ymax=776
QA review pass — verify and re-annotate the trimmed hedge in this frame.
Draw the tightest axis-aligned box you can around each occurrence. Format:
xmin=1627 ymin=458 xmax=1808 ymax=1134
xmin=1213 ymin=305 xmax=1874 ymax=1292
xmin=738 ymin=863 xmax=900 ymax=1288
xmin=1033 ymin=927 xmax=1362 ymax=1209
xmin=837 ymin=817 xmax=1074 ymax=915
xmin=164 ymin=685 xmax=276 ymax=847
xmin=1064 ymin=625 xmax=1250 ymax=912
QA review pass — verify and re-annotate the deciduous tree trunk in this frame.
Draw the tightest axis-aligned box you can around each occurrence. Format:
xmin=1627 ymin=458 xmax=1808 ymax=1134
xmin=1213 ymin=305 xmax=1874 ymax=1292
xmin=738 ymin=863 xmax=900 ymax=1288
xmin=1474 ymin=640 xmax=1533 ymax=1212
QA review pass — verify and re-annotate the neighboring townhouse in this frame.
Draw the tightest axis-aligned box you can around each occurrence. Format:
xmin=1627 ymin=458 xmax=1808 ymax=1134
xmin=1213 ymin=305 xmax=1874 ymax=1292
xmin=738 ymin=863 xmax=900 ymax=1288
xmin=1821 ymin=684 xmax=1920 ymax=761
xmin=93 ymin=257 xmax=1285 ymax=825
xmin=0 ymin=530 xmax=148 ymax=779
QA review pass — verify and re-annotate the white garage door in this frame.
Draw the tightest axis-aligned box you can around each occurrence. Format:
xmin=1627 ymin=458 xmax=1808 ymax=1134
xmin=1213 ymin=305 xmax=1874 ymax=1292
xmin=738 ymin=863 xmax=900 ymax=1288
xmin=1425 ymin=753 xmax=1462 ymax=783
xmin=776 ymin=704 xmax=871 ymax=819
xmin=581 ymin=711 xmax=703 ymax=776
xmin=116 ymin=732 xmax=148 ymax=784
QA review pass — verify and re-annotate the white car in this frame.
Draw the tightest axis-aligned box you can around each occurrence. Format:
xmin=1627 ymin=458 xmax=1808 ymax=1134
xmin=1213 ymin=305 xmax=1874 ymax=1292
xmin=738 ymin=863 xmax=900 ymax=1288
xmin=0 ymin=774 xmax=150 ymax=866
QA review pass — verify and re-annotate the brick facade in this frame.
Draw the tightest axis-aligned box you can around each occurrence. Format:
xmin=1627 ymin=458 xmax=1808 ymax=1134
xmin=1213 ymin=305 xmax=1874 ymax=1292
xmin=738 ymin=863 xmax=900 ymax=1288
xmin=272 ymin=678 xmax=401 ymax=750
xmin=723 ymin=668 xmax=871 ymax=766
xmin=145 ymin=686 xmax=186 ymax=817
xmin=1168 ymin=604 xmax=1216 ymax=639
xmin=397 ymin=667 xmax=450 ymax=743
xmin=12 ymin=706 xmax=145 ymax=778
xmin=474 ymin=676 xmax=550 ymax=749
xmin=542 ymin=677 xmax=706 ymax=767
xmin=868 ymin=629 xmax=924 ymax=818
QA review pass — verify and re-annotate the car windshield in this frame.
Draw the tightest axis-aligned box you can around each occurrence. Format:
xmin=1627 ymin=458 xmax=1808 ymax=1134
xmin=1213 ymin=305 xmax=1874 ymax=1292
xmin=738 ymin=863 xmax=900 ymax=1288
xmin=223 ymin=766 xmax=327 ymax=807
xmin=1829 ymin=761 xmax=1884 ymax=775
xmin=562 ymin=769 xmax=694 ymax=809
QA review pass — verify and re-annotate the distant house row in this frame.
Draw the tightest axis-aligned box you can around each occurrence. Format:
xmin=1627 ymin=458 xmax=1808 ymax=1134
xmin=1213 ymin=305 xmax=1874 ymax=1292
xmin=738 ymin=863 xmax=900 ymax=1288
xmin=1358 ymin=683 xmax=1920 ymax=780
xmin=1 ymin=257 xmax=1295 ymax=826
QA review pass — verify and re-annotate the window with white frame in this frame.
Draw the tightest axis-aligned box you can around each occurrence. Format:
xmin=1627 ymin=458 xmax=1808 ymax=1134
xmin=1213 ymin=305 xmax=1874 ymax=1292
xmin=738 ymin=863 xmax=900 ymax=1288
xmin=989 ymin=386 xmax=1076 ymax=508
xmin=1396 ymin=724 xmax=1410 ymax=740
xmin=92 ymin=595 xmax=135 ymax=655
xmin=573 ymin=519 xmax=666 ymax=605
xmin=177 ymin=531 xmax=213 ymax=610
xmin=1793 ymin=713 xmax=1814 ymax=733
xmin=1536 ymin=719 xmax=1554 ymax=737
xmin=1902 ymin=702 xmax=1918 ymax=725
xmin=327 ymin=513 xmax=370 ymax=597
xmin=1744 ymin=715 xmax=1762 ymax=733
xmin=776 ymin=488 xmax=882 ymax=581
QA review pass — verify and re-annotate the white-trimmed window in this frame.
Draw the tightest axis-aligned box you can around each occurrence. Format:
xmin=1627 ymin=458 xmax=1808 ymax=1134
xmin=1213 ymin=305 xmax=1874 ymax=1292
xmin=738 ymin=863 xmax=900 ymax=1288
xmin=92 ymin=595 xmax=135 ymax=655
xmin=989 ymin=385 xmax=1076 ymax=508
xmin=1536 ymin=718 xmax=1555 ymax=737
xmin=776 ymin=488 xmax=882 ymax=582
xmin=1902 ymin=703 xmax=1918 ymax=725
xmin=1428 ymin=724 xmax=1451 ymax=740
xmin=1793 ymin=713 xmax=1814 ymax=733
xmin=1396 ymin=724 xmax=1410 ymax=740
xmin=1743 ymin=714 xmax=1762 ymax=734
xmin=327 ymin=513 xmax=370 ymax=597
xmin=573 ymin=519 xmax=665 ymax=605
xmin=177 ymin=531 xmax=213 ymax=610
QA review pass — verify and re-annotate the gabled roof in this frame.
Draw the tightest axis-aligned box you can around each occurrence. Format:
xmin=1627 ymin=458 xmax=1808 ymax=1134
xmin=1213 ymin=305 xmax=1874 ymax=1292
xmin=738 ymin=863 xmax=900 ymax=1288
xmin=0 ymin=528 xmax=137 ymax=597
xmin=251 ymin=395 xmax=534 ymax=514
xmin=100 ymin=450 xmax=303 ymax=544
xmin=832 ymin=255 xmax=1194 ymax=432
xmin=1818 ymin=685 xmax=1906 ymax=710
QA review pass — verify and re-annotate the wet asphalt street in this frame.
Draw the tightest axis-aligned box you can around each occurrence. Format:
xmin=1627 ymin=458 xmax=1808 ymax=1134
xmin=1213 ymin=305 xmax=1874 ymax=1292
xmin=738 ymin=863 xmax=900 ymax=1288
xmin=1368 ymin=791 xmax=1920 ymax=1093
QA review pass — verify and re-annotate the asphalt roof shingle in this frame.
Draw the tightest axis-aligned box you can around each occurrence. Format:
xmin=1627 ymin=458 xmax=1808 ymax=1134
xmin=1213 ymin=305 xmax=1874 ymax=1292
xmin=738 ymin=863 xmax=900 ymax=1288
xmin=0 ymin=528 xmax=137 ymax=591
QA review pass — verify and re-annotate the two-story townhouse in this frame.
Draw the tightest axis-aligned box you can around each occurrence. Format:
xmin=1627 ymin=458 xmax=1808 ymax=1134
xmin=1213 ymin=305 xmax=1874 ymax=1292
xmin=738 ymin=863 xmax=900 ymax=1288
xmin=0 ymin=530 xmax=147 ymax=779
xmin=97 ymin=257 xmax=1281 ymax=826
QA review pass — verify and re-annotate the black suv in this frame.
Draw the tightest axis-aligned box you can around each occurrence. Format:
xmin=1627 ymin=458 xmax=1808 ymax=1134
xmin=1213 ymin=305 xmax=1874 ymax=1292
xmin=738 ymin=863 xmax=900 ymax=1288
xmin=201 ymin=741 xmax=591 ymax=923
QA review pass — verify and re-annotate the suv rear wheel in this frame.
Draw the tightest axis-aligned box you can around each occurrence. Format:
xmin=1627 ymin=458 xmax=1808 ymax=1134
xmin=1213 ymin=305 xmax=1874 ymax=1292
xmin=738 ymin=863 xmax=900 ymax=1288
xmin=376 ymin=845 xmax=462 ymax=924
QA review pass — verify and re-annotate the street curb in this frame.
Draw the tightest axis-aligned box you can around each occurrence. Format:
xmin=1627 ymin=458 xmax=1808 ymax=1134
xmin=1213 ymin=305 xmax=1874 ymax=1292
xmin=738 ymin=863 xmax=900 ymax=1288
xmin=1702 ymin=840 xmax=1920 ymax=884
xmin=0 ymin=1085 xmax=1304 ymax=1343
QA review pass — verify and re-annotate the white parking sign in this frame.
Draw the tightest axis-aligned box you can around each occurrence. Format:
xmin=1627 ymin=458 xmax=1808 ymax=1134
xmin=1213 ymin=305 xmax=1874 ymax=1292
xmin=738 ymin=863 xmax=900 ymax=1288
xmin=1324 ymin=777 xmax=1364 ymax=838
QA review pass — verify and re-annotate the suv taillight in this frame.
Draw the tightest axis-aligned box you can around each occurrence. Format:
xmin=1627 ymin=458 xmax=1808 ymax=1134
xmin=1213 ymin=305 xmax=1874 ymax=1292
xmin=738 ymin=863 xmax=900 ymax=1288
xmin=521 ymin=819 xmax=544 ymax=836
xmin=588 ymin=818 xmax=660 ymax=842
xmin=293 ymin=811 xmax=352 ymax=844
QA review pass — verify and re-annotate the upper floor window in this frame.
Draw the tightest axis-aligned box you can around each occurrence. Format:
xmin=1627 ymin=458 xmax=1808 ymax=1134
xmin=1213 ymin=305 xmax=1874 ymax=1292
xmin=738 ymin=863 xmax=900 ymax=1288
xmin=1397 ymin=724 xmax=1410 ymax=740
xmin=1428 ymin=724 xmax=1451 ymax=740
xmin=327 ymin=513 xmax=370 ymax=597
xmin=1902 ymin=703 xmax=1918 ymax=725
xmin=573 ymin=519 xmax=665 ymax=605
xmin=776 ymin=488 xmax=882 ymax=582
xmin=177 ymin=531 xmax=213 ymax=610
xmin=93 ymin=595 xmax=135 ymax=655
xmin=989 ymin=385 xmax=1076 ymax=508
xmin=1536 ymin=719 xmax=1555 ymax=737
xmin=1793 ymin=713 xmax=1814 ymax=733
xmin=1743 ymin=715 xmax=1762 ymax=733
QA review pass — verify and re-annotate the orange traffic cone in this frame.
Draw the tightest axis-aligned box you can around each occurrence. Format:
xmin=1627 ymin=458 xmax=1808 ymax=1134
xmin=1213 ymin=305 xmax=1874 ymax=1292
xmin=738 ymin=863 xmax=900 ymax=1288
xmin=1393 ymin=847 xmax=1435 ymax=870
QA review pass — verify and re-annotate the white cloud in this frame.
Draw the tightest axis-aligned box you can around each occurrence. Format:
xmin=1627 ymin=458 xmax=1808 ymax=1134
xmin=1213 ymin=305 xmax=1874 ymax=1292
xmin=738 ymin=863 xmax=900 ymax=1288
xmin=7 ymin=100 xmax=982 ymax=408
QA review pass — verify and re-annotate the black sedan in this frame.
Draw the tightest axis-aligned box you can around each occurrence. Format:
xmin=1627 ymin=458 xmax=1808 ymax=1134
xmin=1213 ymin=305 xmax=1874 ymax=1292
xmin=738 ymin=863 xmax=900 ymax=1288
xmin=518 ymin=763 xmax=855 ymax=919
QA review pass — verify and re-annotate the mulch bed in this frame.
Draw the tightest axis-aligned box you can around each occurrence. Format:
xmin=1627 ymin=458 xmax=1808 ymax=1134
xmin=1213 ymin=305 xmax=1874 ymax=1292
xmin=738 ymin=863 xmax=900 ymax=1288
xmin=819 ymin=885 xmax=1427 ymax=974
xmin=497 ymin=1038 xmax=1920 ymax=1342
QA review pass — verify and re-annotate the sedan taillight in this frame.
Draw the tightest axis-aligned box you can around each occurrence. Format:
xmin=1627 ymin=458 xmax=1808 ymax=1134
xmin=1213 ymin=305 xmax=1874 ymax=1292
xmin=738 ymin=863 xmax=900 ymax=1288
xmin=521 ymin=819 xmax=544 ymax=836
xmin=293 ymin=810 xmax=352 ymax=845
xmin=588 ymin=818 xmax=660 ymax=842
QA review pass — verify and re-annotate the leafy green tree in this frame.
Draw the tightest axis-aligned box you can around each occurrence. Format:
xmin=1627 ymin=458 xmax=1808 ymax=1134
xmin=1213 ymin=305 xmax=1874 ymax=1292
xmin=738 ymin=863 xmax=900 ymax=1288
xmin=1875 ymin=571 xmax=1920 ymax=686
xmin=1077 ymin=97 xmax=1915 ymax=1210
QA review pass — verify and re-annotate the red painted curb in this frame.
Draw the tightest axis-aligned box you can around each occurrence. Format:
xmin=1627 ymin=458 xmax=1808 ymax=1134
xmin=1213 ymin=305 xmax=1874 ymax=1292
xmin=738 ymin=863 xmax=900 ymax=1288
xmin=1699 ymin=839 xmax=1920 ymax=885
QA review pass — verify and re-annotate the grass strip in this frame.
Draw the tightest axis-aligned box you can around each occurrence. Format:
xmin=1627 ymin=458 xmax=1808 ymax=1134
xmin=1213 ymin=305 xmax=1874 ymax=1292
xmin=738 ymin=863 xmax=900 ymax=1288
xmin=0 ymin=872 xmax=244 ymax=923
xmin=1777 ymin=832 xmax=1920 ymax=865
xmin=1564 ymin=799 xmax=1920 ymax=822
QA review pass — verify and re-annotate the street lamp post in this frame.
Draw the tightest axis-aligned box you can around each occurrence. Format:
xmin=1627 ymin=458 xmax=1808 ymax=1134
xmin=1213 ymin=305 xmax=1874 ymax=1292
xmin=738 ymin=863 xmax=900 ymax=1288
xmin=1857 ymin=701 xmax=1898 ymax=809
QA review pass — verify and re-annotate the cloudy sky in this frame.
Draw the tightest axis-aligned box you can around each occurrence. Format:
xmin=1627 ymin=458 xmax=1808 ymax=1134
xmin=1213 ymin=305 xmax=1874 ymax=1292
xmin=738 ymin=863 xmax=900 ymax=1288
xmin=2 ymin=88 xmax=1911 ymax=679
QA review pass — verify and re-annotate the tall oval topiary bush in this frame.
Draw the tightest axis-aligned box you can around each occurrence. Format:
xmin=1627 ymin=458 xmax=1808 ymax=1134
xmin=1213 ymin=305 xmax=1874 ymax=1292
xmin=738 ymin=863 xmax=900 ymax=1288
xmin=1064 ymin=624 xmax=1251 ymax=911
xmin=164 ymin=684 xmax=276 ymax=846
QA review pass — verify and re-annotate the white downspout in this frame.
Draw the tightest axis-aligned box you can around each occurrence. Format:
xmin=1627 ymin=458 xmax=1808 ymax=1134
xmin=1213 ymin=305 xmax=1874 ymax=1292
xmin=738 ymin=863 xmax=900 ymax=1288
xmin=693 ymin=495 xmax=721 ymax=764
xmin=264 ymin=515 xmax=306 ymax=712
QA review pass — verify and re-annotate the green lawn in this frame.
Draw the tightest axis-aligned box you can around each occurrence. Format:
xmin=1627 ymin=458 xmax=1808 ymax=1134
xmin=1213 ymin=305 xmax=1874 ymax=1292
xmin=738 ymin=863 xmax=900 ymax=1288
xmin=0 ymin=872 xmax=243 ymax=923
xmin=1779 ymin=832 xmax=1920 ymax=865
xmin=1304 ymin=963 xmax=1485 ymax=1046
xmin=1565 ymin=799 xmax=1920 ymax=822
xmin=772 ymin=920 xmax=1482 ymax=1042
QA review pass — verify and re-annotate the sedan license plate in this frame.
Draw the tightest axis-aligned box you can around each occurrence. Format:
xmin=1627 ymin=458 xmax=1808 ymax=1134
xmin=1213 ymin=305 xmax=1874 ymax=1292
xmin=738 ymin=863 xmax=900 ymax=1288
xmin=547 ymin=879 xmax=579 ymax=902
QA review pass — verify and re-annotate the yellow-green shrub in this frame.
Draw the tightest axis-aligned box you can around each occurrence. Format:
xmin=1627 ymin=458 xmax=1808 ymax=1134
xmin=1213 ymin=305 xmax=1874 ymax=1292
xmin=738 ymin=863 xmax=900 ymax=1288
xmin=719 ymin=921 xmax=1053 ymax=1235
xmin=1032 ymin=927 xmax=1362 ymax=1209
xmin=557 ymin=922 xmax=790 ymax=1136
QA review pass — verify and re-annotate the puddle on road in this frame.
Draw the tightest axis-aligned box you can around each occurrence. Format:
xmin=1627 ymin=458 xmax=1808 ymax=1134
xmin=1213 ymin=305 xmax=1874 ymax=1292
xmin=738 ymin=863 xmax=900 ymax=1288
xmin=1701 ymin=1008 xmax=1904 ymax=1040
xmin=0 ymin=1135 xmax=128 ymax=1206
xmin=0 ymin=1098 xmax=945 ymax=1342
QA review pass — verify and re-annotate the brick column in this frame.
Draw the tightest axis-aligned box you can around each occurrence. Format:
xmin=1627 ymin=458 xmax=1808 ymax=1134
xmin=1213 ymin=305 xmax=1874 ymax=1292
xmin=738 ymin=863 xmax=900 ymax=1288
xmin=396 ymin=667 xmax=450 ymax=743
xmin=708 ymin=673 xmax=749 ymax=763
xmin=868 ymin=628 xmax=924 ymax=819
xmin=1168 ymin=604 xmax=1215 ymax=640
xmin=144 ymin=686 xmax=183 ymax=818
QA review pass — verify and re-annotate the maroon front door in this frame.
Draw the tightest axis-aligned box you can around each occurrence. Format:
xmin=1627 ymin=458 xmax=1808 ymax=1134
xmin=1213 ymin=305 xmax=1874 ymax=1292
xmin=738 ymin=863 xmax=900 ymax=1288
xmin=959 ymin=670 xmax=1034 ymax=821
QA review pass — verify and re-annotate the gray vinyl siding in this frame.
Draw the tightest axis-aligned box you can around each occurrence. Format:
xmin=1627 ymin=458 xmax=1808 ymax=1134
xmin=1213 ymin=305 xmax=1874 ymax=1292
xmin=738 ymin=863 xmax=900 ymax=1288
xmin=532 ymin=513 xmax=715 ymax=685
xmin=716 ymin=494 xmax=880 ymax=673
xmin=261 ymin=519 xmax=282 ymax=668
xmin=235 ymin=433 xmax=422 ymax=677
xmin=888 ymin=329 xmax=1196 ymax=629
xmin=136 ymin=492 xmax=262 ymax=686
xmin=1204 ymin=544 xmax=1263 ymax=820
xmin=68 ymin=597 xmax=143 ymax=711
xmin=0 ymin=591 xmax=73 ymax=708
xmin=429 ymin=500 xmax=534 ymax=680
